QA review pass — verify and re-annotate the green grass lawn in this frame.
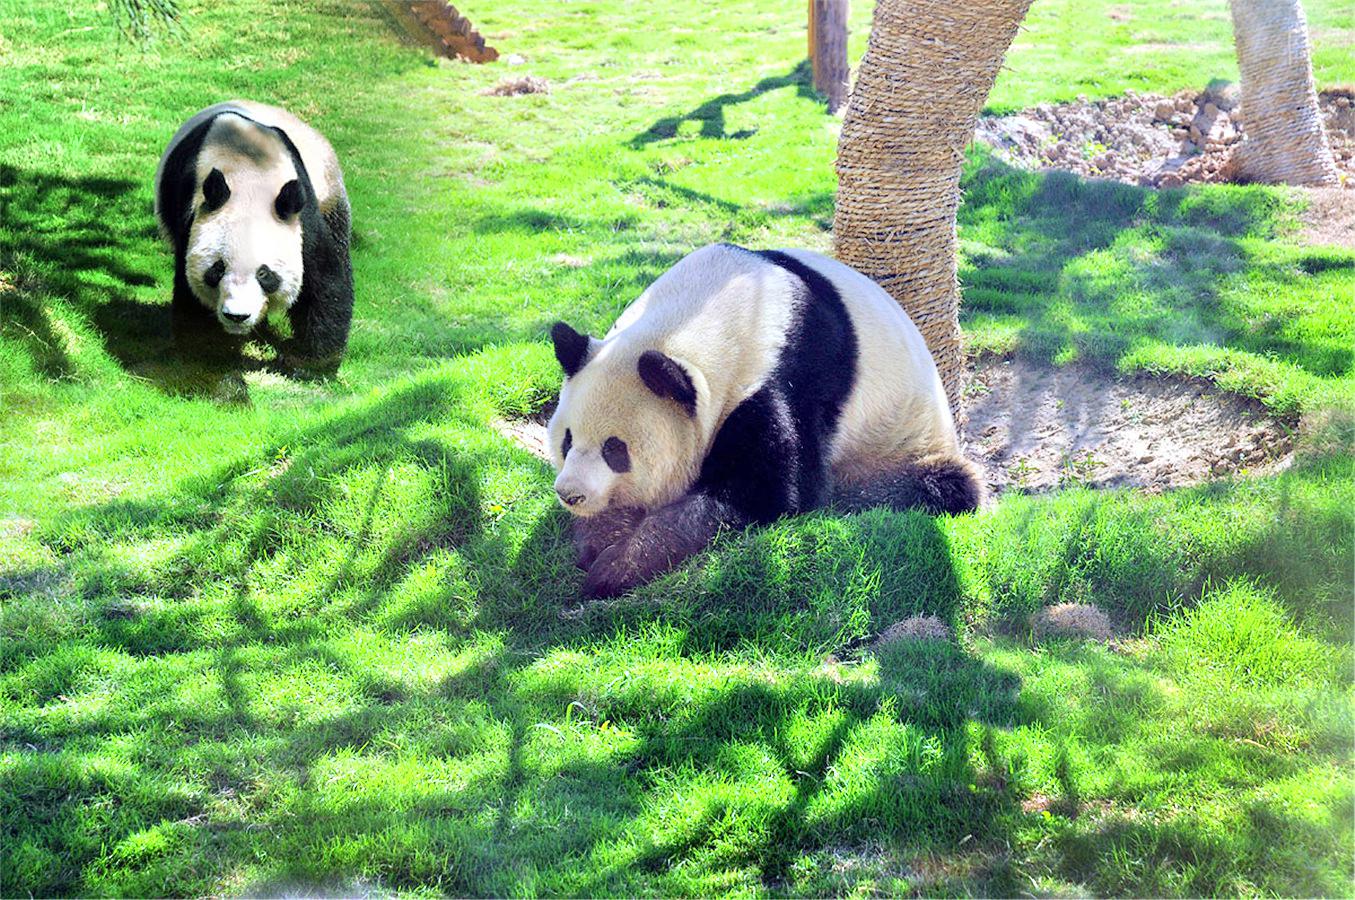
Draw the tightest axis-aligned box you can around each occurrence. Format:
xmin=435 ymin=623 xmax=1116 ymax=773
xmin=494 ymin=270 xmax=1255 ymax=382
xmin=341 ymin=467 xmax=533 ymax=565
xmin=2 ymin=0 xmax=1352 ymax=895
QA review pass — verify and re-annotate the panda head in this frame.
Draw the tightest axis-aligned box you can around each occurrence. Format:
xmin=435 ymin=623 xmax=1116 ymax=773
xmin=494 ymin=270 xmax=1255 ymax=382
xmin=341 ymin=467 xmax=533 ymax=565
xmin=184 ymin=116 xmax=306 ymax=336
xmin=546 ymin=321 xmax=705 ymax=517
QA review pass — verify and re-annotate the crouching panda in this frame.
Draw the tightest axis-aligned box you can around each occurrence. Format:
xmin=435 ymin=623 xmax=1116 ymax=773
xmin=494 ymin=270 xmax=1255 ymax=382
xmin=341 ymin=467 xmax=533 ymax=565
xmin=155 ymin=101 xmax=353 ymax=374
xmin=547 ymin=242 xmax=984 ymax=598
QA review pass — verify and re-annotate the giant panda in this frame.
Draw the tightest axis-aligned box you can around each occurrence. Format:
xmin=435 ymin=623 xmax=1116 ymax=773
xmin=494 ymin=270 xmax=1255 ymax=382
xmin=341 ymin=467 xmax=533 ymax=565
xmin=155 ymin=100 xmax=353 ymax=373
xmin=547 ymin=242 xmax=984 ymax=598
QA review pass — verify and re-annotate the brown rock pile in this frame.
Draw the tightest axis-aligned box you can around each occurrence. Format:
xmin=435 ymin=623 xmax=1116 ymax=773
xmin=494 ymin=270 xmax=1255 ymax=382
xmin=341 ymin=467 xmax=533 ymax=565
xmin=403 ymin=1 xmax=498 ymax=63
xmin=974 ymin=86 xmax=1354 ymax=189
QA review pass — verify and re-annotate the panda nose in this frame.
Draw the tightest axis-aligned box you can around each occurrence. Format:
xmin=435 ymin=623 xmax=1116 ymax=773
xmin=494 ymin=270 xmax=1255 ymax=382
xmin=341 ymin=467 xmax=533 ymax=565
xmin=222 ymin=311 xmax=250 ymax=324
xmin=557 ymin=488 xmax=586 ymax=507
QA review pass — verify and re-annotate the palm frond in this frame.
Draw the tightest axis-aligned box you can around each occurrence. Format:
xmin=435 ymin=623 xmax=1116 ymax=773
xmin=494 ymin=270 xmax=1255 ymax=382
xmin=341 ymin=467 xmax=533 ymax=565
xmin=108 ymin=0 xmax=181 ymax=42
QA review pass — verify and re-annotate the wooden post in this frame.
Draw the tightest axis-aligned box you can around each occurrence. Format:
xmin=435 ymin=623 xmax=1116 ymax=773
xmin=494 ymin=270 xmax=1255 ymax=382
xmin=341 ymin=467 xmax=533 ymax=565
xmin=808 ymin=0 xmax=850 ymax=113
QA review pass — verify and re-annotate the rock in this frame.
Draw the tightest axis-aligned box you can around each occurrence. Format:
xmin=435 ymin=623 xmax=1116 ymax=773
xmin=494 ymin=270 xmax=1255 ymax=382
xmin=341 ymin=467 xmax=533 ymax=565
xmin=1158 ymin=173 xmax=1184 ymax=188
xmin=1202 ymin=101 xmax=1220 ymax=119
xmin=1154 ymin=100 xmax=1175 ymax=120
xmin=1205 ymin=82 xmax=1242 ymax=111
xmin=505 ymin=52 xmax=527 ymax=65
xmin=1189 ymin=124 xmax=1203 ymax=143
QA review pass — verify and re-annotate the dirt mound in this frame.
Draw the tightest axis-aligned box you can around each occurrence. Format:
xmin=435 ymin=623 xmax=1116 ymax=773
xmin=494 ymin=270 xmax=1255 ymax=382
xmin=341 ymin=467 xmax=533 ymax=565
xmin=495 ymin=357 xmax=1295 ymax=498
xmin=483 ymin=75 xmax=550 ymax=97
xmin=974 ymin=86 xmax=1354 ymax=189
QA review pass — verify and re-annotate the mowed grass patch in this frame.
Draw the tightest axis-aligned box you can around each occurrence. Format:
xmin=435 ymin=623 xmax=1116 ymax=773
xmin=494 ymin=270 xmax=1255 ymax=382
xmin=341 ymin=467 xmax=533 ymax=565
xmin=1 ymin=0 xmax=1352 ymax=895
xmin=992 ymin=0 xmax=1354 ymax=112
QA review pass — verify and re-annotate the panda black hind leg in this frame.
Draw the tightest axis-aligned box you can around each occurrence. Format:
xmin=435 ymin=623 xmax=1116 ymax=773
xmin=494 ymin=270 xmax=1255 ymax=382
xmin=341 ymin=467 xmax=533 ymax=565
xmin=832 ymin=454 xmax=986 ymax=516
xmin=573 ymin=505 xmax=646 ymax=571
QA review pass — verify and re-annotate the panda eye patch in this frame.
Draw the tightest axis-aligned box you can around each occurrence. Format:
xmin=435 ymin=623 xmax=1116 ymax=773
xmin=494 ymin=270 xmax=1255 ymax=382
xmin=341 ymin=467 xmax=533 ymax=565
xmin=202 ymin=259 xmax=225 ymax=288
xmin=561 ymin=428 xmax=572 ymax=459
xmin=256 ymin=265 xmax=281 ymax=294
xmin=602 ymin=436 xmax=631 ymax=473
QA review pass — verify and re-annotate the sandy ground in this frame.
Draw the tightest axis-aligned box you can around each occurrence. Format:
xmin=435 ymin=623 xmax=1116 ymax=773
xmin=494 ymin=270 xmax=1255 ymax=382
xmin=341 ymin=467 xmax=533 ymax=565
xmin=495 ymin=356 xmax=1295 ymax=498
xmin=1298 ymin=187 xmax=1355 ymax=249
xmin=963 ymin=356 xmax=1293 ymax=493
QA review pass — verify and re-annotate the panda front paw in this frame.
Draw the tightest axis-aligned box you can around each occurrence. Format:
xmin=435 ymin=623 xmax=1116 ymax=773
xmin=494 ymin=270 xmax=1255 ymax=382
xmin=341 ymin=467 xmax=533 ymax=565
xmin=581 ymin=538 xmax=651 ymax=598
xmin=572 ymin=506 xmax=645 ymax=571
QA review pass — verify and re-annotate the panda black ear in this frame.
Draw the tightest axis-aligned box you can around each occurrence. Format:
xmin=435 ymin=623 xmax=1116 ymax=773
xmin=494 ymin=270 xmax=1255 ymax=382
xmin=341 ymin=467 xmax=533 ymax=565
xmin=202 ymin=168 xmax=230 ymax=211
xmin=551 ymin=321 xmax=592 ymax=377
xmin=275 ymin=179 xmax=305 ymax=219
xmin=637 ymin=350 xmax=696 ymax=417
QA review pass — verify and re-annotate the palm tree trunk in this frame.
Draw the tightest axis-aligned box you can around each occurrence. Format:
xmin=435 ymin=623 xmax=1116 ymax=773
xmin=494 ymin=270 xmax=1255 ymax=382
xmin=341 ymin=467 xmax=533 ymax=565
xmin=1229 ymin=0 xmax=1338 ymax=186
xmin=833 ymin=0 xmax=1033 ymax=416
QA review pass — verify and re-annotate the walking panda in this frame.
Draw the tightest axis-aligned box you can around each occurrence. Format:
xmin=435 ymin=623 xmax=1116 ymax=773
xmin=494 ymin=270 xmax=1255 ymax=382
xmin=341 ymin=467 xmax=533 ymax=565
xmin=547 ymin=243 xmax=983 ymax=598
xmin=155 ymin=100 xmax=353 ymax=373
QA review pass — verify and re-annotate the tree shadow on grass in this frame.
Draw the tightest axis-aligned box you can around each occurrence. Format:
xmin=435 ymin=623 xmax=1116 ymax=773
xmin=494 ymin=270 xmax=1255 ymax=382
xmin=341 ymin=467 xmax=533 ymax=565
xmin=0 ymin=164 xmax=166 ymax=369
xmin=958 ymin=154 xmax=1355 ymax=379
xmin=6 ymin=357 xmax=1350 ymax=894
xmin=631 ymin=60 xmax=819 ymax=147
xmin=549 ymin=637 xmax=1024 ymax=895
xmin=0 ymin=163 xmax=295 ymax=399
xmin=3 ymin=366 xmax=1035 ymax=894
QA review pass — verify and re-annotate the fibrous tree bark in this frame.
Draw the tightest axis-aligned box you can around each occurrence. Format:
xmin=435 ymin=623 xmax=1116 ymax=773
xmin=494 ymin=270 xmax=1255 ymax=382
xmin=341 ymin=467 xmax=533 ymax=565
xmin=1228 ymin=0 xmax=1339 ymax=186
xmin=833 ymin=0 xmax=1033 ymax=415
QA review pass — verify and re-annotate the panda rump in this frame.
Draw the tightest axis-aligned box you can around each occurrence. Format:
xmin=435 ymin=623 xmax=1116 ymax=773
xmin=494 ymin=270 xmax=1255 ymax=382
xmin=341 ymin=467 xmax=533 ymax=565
xmin=547 ymin=242 xmax=983 ymax=597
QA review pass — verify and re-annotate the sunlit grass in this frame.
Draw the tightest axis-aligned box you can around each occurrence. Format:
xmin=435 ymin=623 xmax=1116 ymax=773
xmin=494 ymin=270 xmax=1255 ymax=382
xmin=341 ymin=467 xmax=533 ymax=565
xmin=1 ymin=0 xmax=1351 ymax=895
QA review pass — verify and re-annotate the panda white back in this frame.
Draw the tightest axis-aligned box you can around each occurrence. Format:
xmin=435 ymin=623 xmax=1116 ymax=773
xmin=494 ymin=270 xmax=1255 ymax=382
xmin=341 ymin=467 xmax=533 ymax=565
xmin=605 ymin=244 xmax=799 ymax=440
xmin=606 ymin=244 xmax=959 ymax=474
xmin=155 ymin=100 xmax=346 ymax=230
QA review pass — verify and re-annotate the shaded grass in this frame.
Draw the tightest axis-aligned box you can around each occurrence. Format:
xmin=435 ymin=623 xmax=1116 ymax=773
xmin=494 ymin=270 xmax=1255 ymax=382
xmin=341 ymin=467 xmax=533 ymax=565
xmin=959 ymin=160 xmax=1355 ymax=416
xmin=1 ymin=0 xmax=1352 ymax=895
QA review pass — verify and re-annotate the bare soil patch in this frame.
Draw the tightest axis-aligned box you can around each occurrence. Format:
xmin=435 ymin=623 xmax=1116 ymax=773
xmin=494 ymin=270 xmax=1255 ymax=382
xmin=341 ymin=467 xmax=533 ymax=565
xmin=965 ymin=356 xmax=1293 ymax=494
xmin=874 ymin=615 xmax=953 ymax=646
xmin=495 ymin=356 xmax=1295 ymax=497
xmin=974 ymin=86 xmax=1354 ymax=189
xmin=1298 ymin=187 xmax=1355 ymax=249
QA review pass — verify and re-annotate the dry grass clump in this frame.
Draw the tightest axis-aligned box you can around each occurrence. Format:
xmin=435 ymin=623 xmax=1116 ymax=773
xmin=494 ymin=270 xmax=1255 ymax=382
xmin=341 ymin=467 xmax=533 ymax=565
xmin=874 ymin=615 xmax=953 ymax=647
xmin=483 ymin=75 xmax=550 ymax=96
xmin=1030 ymin=603 xmax=1113 ymax=642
